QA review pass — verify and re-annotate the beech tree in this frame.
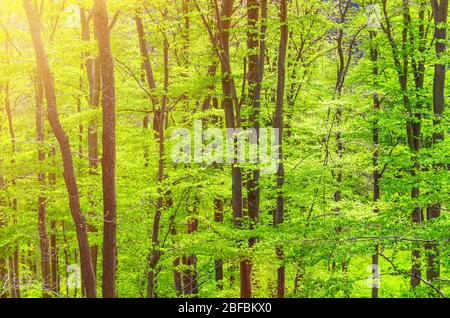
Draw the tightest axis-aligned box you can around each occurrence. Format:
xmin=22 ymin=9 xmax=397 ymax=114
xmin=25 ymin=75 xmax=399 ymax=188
xmin=93 ymin=0 xmax=117 ymax=298
xmin=0 ymin=0 xmax=448 ymax=299
xmin=23 ymin=0 xmax=97 ymax=298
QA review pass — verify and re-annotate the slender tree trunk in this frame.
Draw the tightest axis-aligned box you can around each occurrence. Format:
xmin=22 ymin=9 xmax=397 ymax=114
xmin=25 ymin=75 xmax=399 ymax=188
xmin=382 ymin=0 xmax=423 ymax=289
xmin=427 ymin=0 xmax=448 ymax=283
xmin=171 ymin=222 xmax=183 ymax=296
xmin=0 ymin=173 xmax=7 ymax=298
xmin=403 ymin=1 xmax=424 ymax=289
xmin=219 ymin=0 xmax=243 ymax=228
xmin=178 ymin=1 xmax=199 ymax=296
xmin=93 ymin=0 xmax=117 ymax=298
xmin=135 ymin=13 xmax=157 ymax=98
xmin=273 ymin=0 xmax=288 ymax=299
xmin=204 ymin=60 xmax=225 ymax=291
xmin=8 ymin=254 xmax=18 ymax=298
xmin=48 ymin=146 xmax=59 ymax=294
xmin=240 ymin=0 xmax=263 ymax=299
xmin=3 ymin=80 xmax=21 ymax=298
xmin=431 ymin=0 xmax=448 ymax=146
xmin=23 ymin=0 xmax=97 ymax=298
xmin=147 ymin=33 xmax=170 ymax=299
xmin=200 ymin=59 xmax=225 ymax=292
xmin=332 ymin=0 xmax=353 ymax=212
xmin=77 ymin=79 xmax=83 ymax=164
xmin=34 ymin=71 xmax=52 ymax=297
xmin=213 ymin=197 xmax=224 ymax=290
xmin=329 ymin=0 xmax=353 ymax=275
xmin=199 ymin=57 xmax=225 ymax=293
xmin=212 ymin=0 xmax=246 ymax=298
xmin=369 ymin=29 xmax=380 ymax=298
xmin=401 ymin=1 xmax=423 ymax=289
xmin=183 ymin=192 xmax=199 ymax=295
xmin=61 ymin=221 xmax=70 ymax=296
xmin=80 ymin=7 xmax=100 ymax=279
xmin=245 ymin=0 xmax=261 ymax=219
xmin=137 ymin=11 xmax=183 ymax=297
xmin=333 ymin=1 xmax=349 ymax=208
xmin=135 ymin=7 xmax=171 ymax=298
xmin=135 ymin=11 xmax=157 ymax=171
xmin=11 ymin=223 xmax=20 ymax=298
xmin=50 ymin=220 xmax=59 ymax=293
xmin=0 ymin=265 xmax=6 ymax=298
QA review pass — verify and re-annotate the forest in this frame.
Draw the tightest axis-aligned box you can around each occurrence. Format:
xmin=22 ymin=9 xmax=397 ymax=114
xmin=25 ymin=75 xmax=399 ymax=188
xmin=0 ymin=0 xmax=449 ymax=299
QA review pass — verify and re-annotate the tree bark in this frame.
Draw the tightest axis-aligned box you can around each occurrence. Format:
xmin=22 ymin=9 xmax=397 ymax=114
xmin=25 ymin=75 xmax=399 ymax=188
xmin=427 ymin=0 xmax=448 ymax=283
xmin=211 ymin=0 xmax=246 ymax=298
xmin=381 ymin=0 xmax=424 ymax=289
xmin=80 ymin=6 xmax=101 ymax=280
xmin=240 ymin=0 xmax=265 ymax=299
xmin=333 ymin=0 xmax=352 ymax=210
xmin=369 ymin=29 xmax=380 ymax=298
xmin=147 ymin=32 xmax=170 ymax=299
xmin=48 ymin=146 xmax=59 ymax=294
xmin=404 ymin=1 xmax=424 ymax=288
xmin=0 ymin=173 xmax=7 ymax=298
xmin=35 ymin=71 xmax=52 ymax=297
xmin=214 ymin=198 xmax=224 ymax=290
xmin=219 ymin=1 xmax=243 ymax=230
xmin=93 ymin=0 xmax=117 ymax=298
xmin=273 ymin=0 xmax=288 ymax=298
xmin=23 ymin=0 xmax=97 ymax=298
xmin=50 ymin=220 xmax=59 ymax=293
xmin=3 ymin=81 xmax=21 ymax=298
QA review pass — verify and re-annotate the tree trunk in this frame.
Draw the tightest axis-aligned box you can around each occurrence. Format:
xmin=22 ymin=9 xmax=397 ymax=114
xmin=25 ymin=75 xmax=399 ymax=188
xmin=147 ymin=33 xmax=170 ymax=299
xmin=50 ymin=220 xmax=59 ymax=293
xmin=135 ymin=7 xmax=171 ymax=299
xmin=0 ymin=174 xmax=7 ymax=298
xmin=332 ymin=0 xmax=353 ymax=210
xmin=80 ymin=6 xmax=100 ymax=279
xmin=427 ymin=0 xmax=448 ymax=283
xmin=240 ymin=0 xmax=265 ymax=299
xmin=219 ymin=0 xmax=243 ymax=228
xmin=93 ymin=0 xmax=117 ymax=298
xmin=212 ymin=0 xmax=246 ymax=298
xmin=35 ymin=71 xmax=52 ymax=297
xmin=382 ymin=0 xmax=423 ymax=289
xmin=23 ymin=0 xmax=97 ymax=298
xmin=48 ymin=146 xmax=59 ymax=294
xmin=3 ymin=81 xmax=21 ymax=298
xmin=404 ymin=1 xmax=424 ymax=289
xmin=178 ymin=2 xmax=199 ymax=296
xmin=273 ymin=0 xmax=288 ymax=298
xmin=246 ymin=0 xmax=261 ymax=224
xmin=61 ymin=221 xmax=70 ymax=296
xmin=369 ymin=29 xmax=380 ymax=298
xmin=213 ymin=198 xmax=224 ymax=290
xmin=183 ymin=194 xmax=199 ymax=296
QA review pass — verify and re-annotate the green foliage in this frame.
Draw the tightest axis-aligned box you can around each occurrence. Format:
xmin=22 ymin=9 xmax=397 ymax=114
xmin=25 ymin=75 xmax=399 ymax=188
xmin=0 ymin=0 xmax=448 ymax=298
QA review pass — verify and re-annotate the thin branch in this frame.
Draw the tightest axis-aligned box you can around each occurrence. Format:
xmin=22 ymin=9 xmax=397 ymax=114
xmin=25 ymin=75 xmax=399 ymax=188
xmin=108 ymin=10 xmax=121 ymax=33
xmin=379 ymin=252 xmax=446 ymax=298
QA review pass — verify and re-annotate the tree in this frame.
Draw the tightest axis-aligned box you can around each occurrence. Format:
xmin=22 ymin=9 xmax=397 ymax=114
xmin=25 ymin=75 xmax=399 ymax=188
xmin=273 ymin=0 xmax=288 ymax=298
xmin=23 ymin=0 xmax=97 ymax=298
xmin=80 ymin=4 xmax=101 ymax=279
xmin=427 ymin=0 xmax=448 ymax=283
xmin=0 ymin=0 xmax=447 ymax=299
xmin=93 ymin=0 xmax=117 ymax=298
xmin=34 ymin=71 xmax=51 ymax=297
